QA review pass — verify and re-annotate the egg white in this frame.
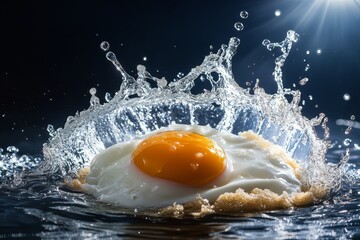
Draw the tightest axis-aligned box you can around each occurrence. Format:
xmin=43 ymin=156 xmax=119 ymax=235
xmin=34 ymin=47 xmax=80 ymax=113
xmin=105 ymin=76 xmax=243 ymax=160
xmin=81 ymin=124 xmax=301 ymax=208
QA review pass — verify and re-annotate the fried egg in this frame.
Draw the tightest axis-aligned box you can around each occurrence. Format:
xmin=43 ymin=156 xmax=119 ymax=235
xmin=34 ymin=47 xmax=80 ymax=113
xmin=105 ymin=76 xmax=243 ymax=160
xmin=76 ymin=124 xmax=302 ymax=209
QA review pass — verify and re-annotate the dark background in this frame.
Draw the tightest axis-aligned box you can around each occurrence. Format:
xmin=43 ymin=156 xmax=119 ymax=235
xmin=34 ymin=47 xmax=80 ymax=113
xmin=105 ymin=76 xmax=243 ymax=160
xmin=1 ymin=0 xmax=360 ymax=154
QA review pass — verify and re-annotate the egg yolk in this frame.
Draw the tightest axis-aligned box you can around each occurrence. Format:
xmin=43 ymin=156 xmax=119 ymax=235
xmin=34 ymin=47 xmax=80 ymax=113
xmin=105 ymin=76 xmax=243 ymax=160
xmin=132 ymin=131 xmax=226 ymax=186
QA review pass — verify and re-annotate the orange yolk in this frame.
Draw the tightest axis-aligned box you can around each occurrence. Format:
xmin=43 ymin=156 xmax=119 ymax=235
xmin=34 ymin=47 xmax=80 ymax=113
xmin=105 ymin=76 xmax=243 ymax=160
xmin=132 ymin=131 xmax=226 ymax=186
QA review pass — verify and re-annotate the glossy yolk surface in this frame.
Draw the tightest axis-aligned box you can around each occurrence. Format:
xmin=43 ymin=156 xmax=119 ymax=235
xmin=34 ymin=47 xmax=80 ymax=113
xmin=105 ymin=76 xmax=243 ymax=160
xmin=132 ymin=131 xmax=226 ymax=186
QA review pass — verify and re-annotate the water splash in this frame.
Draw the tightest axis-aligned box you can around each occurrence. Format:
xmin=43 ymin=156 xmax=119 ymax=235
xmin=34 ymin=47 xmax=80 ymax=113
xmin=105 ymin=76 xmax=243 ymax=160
xmin=0 ymin=147 xmax=42 ymax=180
xmin=1 ymin=30 xmax=349 ymax=201
xmin=263 ymin=30 xmax=300 ymax=94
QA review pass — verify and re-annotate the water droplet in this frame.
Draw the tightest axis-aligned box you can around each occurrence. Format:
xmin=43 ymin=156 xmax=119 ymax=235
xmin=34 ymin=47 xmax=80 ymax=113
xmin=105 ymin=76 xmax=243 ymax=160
xmin=345 ymin=126 xmax=352 ymax=135
xmin=345 ymin=115 xmax=356 ymax=135
xmin=200 ymin=75 xmax=206 ymax=82
xmin=143 ymin=56 xmax=147 ymax=61
xmin=302 ymin=100 xmax=306 ymax=105
xmin=137 ymin=64 xmax=146 ymax=73
xmin=209 ymin=45 xmax=213 ymax=50
xmin=316 ymin=49 xmax=322 ymax=55
xmin=343 ymin=93 xmax=351 ymax=101
xmin=177 ymin=72 xmax=184 ymax=78
xmin=240 ymin=11 xmax=248 ymax=19
xmin=100 ymin=41 xmax=110 ymax=51
xmin=47 ymin=124 xmax=56 ymax=137
xmin=274 ymin=10 xmax=281 ymax=17
xmin=245 ymin=81 xmax=251 ymax=86
xmin=106 ymin=51 xmax=117 ymax=62
xmin=343 ymin=138 xmax=352 ymax=146
xmin=305 ymin=64 xmax=310 ymax=71
xmin=309 ymin=95 xmax=313 ymax=100
xmin=234 ymin=22 xmax=244 ymax=31
xmin=157 ymin=78 xmax=167 ymax=88
xmin=89 ymin=88 xmax=100 ymax=107
xmin=105 ymin=92 xmax=112 ymax=102
xmin=306 ymin=50 xmax=310 ymax=55
xmin=89 ymin=88 xmax=97 ymax=95
xmin=299 ymin=77 xmax=309 ymax=85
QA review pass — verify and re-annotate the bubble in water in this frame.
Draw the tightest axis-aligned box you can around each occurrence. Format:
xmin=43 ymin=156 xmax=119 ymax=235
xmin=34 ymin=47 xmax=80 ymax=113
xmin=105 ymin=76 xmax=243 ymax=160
xmin=234 ymin=22 xmax=244 ymax=31
xmin=316 ymin=49 xmax=322 ymax=55
xmin=274 ymin=10 xmax=281 ymax=17
xmin=309 ymin=95 xmax=313 ymax=100
xmin=350 ymin=115 xmax=356 ymax=121
xmin=100 ymin=41 xmax=110 ymax=51
xmin=306 ymin=50 xmax=310 ymax=55
xmin=343 ymin=93 xmax=351 ymax=101
xmin=343 ymin=138 xmax=352 ymax=146
xmin=143 ymin=56 xmax=147 ymax=61
xmin=299 ymin=77 xmax=309 ymax=85
xmin=240 ymin=11 xmax=248 ymax=19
